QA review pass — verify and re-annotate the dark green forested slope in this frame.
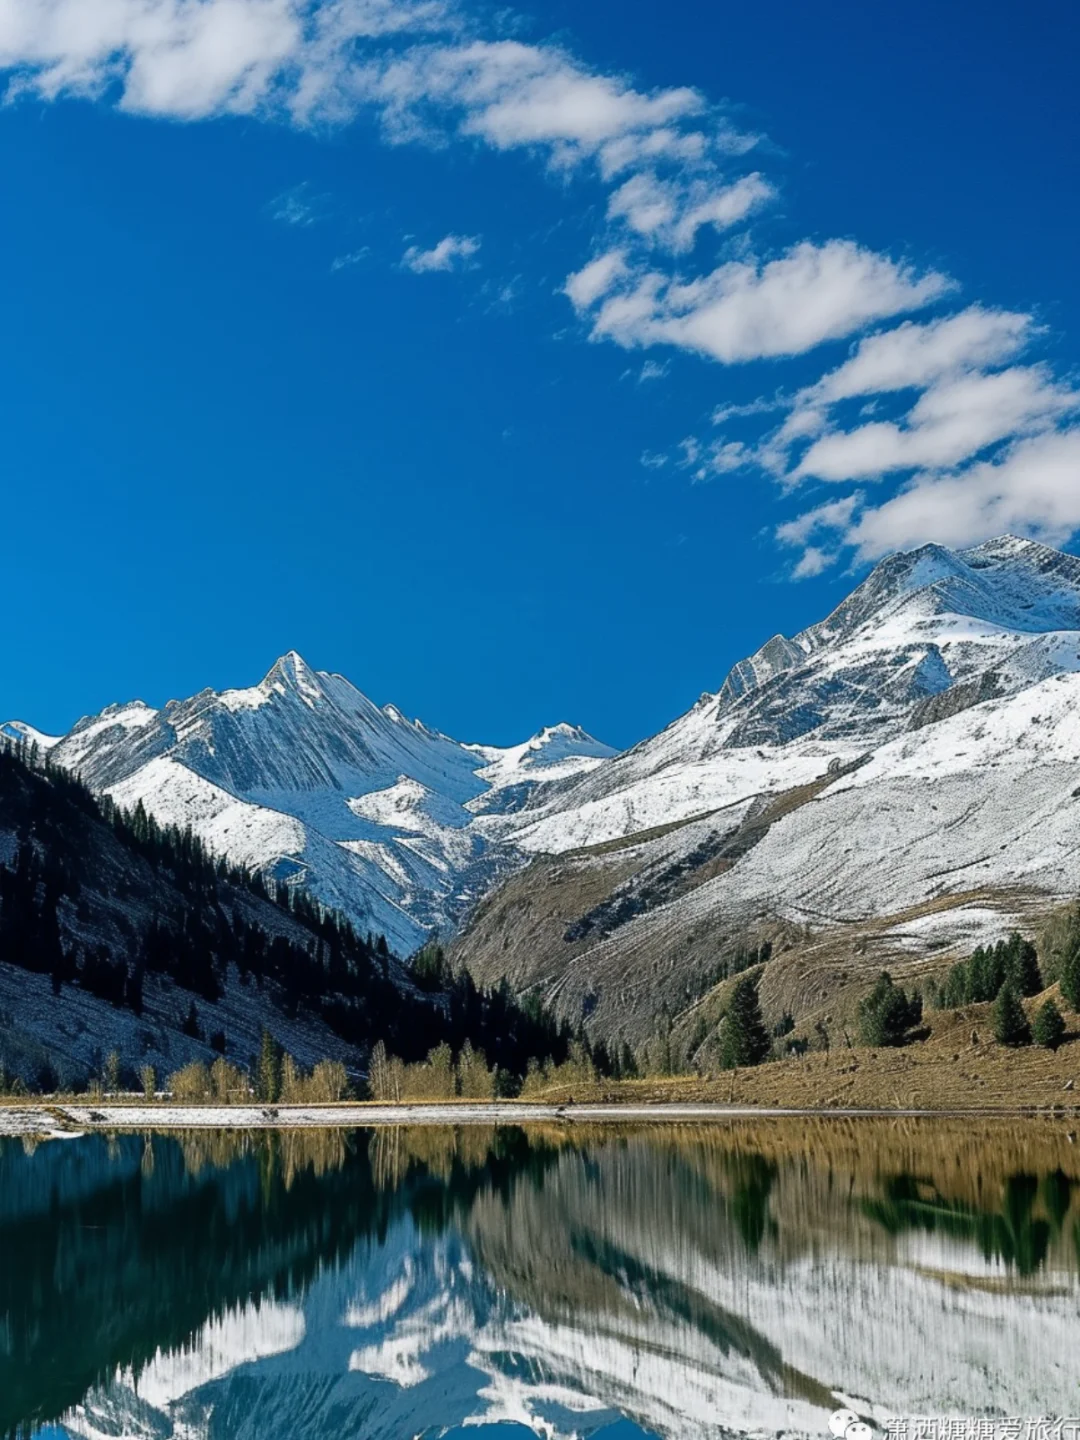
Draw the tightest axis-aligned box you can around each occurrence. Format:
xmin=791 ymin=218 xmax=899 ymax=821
xmin=0 ymin=742 xmax=572 ymax=1089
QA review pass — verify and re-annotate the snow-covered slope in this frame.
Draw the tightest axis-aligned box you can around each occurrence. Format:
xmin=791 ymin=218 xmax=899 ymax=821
xmin=9 ymin=654 xmax=613 ymax=954
xmin=0 ymin=720 xmax=62 ymax=750
xmin=453 ymin=536 xmax=1080 ymax=1039
xmin=12 ymin=535 xmax=1080 ymax=970
xmin=496 ymin=535 xmax=1080 ymax=856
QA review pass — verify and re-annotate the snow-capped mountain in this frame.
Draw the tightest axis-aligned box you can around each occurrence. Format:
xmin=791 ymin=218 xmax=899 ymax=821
xmin=498 ymin=535 xmax=1080 ymax=854
xmin=10 ymin=535 xmax=1080 ymax=982
xmin=3 ymin=655 xmax=614 ymax=954
xmin=454 ymin=536 xmax=1080 ymax=1039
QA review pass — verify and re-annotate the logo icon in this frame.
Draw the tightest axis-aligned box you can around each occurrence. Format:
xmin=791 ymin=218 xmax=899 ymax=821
xmin=831 ymin=1410 xmax=874 ymax=1440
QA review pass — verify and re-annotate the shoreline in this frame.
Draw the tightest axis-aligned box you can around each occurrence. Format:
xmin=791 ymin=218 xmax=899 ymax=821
xmin=3 ymin=1099 xmax=1080 ymax=1137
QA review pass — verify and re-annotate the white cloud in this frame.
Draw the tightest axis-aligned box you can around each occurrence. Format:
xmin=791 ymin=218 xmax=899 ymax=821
xmin=670 ymin=173 xmax=774 ymax=251
xmin=812 ymin=306 xmax=1034 ymax=403
xmin=730 ymin=301 xmax=1080 ymax=572
xmin=401 ymin=232 xmax=480 ymax=272
xmin=564 ymin=249 xmax=628 ymax=310
xmin=775 ymin=491 xmax=862 ymax=549
xmin=606 ymin=171 xmax=677 ymax=238
xmin=796 ymin=365 xmax=1080 ymax=481
xmin=0 ymin=0 xmax=302 ymax=117
xmin=0 ymin=0 xmax=453 ymax=118
xmin=597 ymin=125 xmax=712 ymax=180
xmin=606 ymin=170 xmax=774 ymax=252
xmin=776 ymin=426 xmax=1080 ymax=570
xmin=791 ymin=546 xmax=832 ymax=579
xmin=360 ymin=38 xmax=704 ymax=158
xmin=674 ymin=434 xmax=749 ymax=482
xmin=846 ymin=428 xmax=1080 ymax=560
xmin=585 ymin=240 xmax=952 ymax=364
xmin=740 ymin=306 xmax=1049 ymax=484
xmin=450 ymin=43 xmax=700 ymax=153
xmin=5 ymin=0 xmax=1079 ymax=575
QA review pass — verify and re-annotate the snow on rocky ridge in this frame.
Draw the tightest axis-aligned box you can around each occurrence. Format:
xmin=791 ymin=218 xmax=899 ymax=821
xmin=10 ymin=535 xmax=1080 ymax=954
xmin=498 ymin=534 xmax=1080 ymax=859
xmin=6 ymin=653 xmax=615 ymax=954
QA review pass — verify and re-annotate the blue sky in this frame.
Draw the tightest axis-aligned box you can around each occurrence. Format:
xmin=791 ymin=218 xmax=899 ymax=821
xmin=2 ymin=0 xmax=1078 ymax=750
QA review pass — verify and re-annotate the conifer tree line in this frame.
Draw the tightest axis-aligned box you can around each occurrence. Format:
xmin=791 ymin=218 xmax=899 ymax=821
xmin=928 ymin=926 xmax=1080 ymax=1050
xmin=0 ymin=738 xmax=585 ymax=1088
xmin=933 ymin=933 xmax=1045 ymax=1009
xmin=644 ymin=913 xmax=1080 ymax=1079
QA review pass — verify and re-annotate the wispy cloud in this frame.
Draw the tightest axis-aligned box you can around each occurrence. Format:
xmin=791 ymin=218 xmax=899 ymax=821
xmin=330 ymin=247 xmax=371 ymax=271
xmin=797 ymin=429 xmax=1080 ymax=566
xmin=793 ymin=364 xmax=1079 ymax=482
xmin=2 ymin=0 xmax=1078 ymax=572
xmin=401 ymin=232 xmax=480 ymax=272
xmin=637 ymin=359 xmax=669 ymax=382
xmin=564 ymin=250 xmax=629 ymax=311
xmin=746 ymin=304 xmax=1080 ymax=573
xmin=270 ymin=181 xmax=326 ymax=227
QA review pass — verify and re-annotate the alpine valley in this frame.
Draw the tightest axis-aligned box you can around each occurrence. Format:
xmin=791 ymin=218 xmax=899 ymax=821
xmin=8 ymin=533 xmax=1080 ymax=1059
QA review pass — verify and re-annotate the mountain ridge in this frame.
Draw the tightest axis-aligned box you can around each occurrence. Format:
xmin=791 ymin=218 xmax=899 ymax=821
xmin=4 ymin=656 xmax=616 ymax=953
xmin=7 ymin=535 xmax=1080 ymax=1025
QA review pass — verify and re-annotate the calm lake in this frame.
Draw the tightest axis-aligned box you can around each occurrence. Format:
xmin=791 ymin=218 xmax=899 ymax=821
xmin=3 ymin=1118 xmax=1079 ymax=1439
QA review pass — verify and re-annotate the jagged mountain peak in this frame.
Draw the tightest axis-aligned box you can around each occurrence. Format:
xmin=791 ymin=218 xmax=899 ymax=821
xmin=505 ymin=534 xmax=1080 ymax=857
xmin=21 ymin=536 xmax=1080 ymax=956
xmin=712 ymin=536 xmax=1080 ymax=714
xmin=803 ymin=534 xmax=1080 ymax=646
xmin=467 ymin=723 xmax=616 ymax=774
xmin=962 ymin=532 xmax=1078 ymax=564
xmin=263 ymin=649 xmax=323 ymax=697
xmin=532 ymin=722 xmax=613 ymax=752
xmin=29 ymin=654 xmax=618 ymax=951
xmin=208 ymin=651 xmax=330 ymax=713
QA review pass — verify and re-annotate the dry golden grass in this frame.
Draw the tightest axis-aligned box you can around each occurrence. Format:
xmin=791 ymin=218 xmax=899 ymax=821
xmin=533 ymin=999 xmax=1080 ymax=1113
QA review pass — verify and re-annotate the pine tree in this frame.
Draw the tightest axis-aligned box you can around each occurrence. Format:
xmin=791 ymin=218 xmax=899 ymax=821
xmin=412 ymin=942 xmax=448 ymax=991
xmin=256 ymin=1029 xmax=282 ymax=1103
xmin=1032 ymin=998 xmax=1065 ymax=1051
xmin=652 ymin=1005 xmax=675 ymax=1076
xmin=1060 ymin=941 xmax=1080 ymax=1013
xmin=992 ymin=981 xmax=1032 ymax=1047
xmin=720 ymin=977 xmax=771 ymax=1070
xmin=969 ymin=946 xmax=996 ymax=1002
xmin=1005 ymin=935 xmax=1043 ymax=997
xmin=858 ymin=972 xmax=923 ymax=1047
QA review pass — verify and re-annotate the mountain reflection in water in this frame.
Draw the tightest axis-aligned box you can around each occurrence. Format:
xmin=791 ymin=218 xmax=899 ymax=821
xmin=3 ymin=1119 xmax=1079 ymax=1440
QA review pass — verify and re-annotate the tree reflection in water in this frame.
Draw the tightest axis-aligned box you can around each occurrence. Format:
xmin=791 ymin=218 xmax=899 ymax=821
xmin=1 ymin=1119 xmax=1077 ymax=1440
